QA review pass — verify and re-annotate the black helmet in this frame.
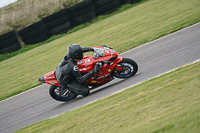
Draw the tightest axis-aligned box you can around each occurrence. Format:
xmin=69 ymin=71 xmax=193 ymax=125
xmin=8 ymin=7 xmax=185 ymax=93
xmin=68 ymin=44 xmax=83 ymax=60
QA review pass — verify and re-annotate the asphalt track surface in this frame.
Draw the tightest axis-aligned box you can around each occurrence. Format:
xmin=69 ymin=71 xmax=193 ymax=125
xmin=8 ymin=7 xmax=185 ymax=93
xmin=0 ymin=23 xmax=200 ymax=133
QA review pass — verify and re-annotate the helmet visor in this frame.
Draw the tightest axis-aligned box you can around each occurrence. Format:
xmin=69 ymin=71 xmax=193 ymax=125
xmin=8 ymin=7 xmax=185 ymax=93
xmin=75 ymin=51 xmax=83 ymax=60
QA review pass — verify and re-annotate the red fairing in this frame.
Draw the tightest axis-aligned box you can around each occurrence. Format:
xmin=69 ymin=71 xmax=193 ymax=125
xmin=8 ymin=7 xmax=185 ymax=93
xmin=77 ymin=46 xmax=122 ymax=85
xmin=44 ymin=70 xmax=60 ymax=86
xmin=116 ymin=57 xmax=123 ymax=63
xmin=40 ymin=46 xmax=124 ymax=86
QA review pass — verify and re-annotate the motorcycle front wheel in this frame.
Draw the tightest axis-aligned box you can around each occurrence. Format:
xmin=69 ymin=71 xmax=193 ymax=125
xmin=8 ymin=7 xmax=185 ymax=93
xmin=49 ymin=85 xmax=78 ymax=102
xmin=113 ymin=58 xmax=138 ymax=78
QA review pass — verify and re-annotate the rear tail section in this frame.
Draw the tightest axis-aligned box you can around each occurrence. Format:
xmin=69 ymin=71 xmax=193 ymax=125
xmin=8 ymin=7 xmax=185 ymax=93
xmin=38 ymin=75 xmax=45 ymax=83
xmin=38 ymin=70 xmax=60 ymax=86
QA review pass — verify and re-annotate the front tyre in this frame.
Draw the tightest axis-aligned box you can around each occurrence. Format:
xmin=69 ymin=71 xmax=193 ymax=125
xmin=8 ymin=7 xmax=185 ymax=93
xmin=113 ymin=58 xmax=138 ymax=78
xmin=49 ymin=85 xmax=78 ymax=102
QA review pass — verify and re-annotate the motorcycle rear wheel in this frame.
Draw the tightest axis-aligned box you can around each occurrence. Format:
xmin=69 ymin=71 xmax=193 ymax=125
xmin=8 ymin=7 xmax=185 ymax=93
xmin=49 ymin=85 xmax=78 ymax=101
xmin=113 ymin=58 xmax=138 ymax=78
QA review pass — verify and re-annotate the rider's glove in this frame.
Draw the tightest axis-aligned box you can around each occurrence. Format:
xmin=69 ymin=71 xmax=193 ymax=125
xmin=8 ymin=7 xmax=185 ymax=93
xmin=90 ymin=47 xmax=94 ymax=52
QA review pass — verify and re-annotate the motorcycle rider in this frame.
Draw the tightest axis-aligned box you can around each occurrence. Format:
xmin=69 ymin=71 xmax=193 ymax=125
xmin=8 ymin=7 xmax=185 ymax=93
xmin=56 ymin=44 xmax=102 ymax=96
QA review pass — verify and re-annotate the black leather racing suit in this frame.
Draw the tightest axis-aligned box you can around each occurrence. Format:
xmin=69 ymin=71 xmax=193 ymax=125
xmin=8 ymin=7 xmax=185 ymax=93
xmin=56 ymin=47 xmax=94 ymax=96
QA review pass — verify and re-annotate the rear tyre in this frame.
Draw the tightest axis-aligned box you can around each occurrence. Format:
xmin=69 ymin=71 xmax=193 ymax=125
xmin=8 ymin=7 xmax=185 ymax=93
xmin=49 ymin=85 xmax=78 ymax=102
xmin=113 ymin=58 xmax=138 ymax=78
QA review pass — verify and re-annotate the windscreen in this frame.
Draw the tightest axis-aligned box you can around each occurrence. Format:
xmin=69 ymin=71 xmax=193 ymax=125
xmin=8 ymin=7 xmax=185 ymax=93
xmin=94 ymin=48 xmax=104 ymax=59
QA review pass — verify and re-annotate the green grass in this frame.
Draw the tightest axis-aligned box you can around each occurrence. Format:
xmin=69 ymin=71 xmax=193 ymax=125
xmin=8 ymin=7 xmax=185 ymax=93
xmin=0 ymin=1 xmax=146 ymax=62
xmin=0 ymin=0 xmax=200 ymax=101
xmin=14 ymin=60 xmax=200 ymax=133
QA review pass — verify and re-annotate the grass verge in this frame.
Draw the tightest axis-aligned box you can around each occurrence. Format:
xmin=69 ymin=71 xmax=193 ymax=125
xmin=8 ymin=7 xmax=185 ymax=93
xmin=0 ymin=1 xmax=147 ymax=62
xmin=0 ymin=0 xmax=200 ymax=101
xmin=14 ymin=60 xmax=200 ymax=133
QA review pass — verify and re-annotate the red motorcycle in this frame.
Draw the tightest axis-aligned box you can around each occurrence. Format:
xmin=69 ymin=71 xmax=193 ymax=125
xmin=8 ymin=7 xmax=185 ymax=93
xmin=38 ymin=46 xmax=138 ymax=101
